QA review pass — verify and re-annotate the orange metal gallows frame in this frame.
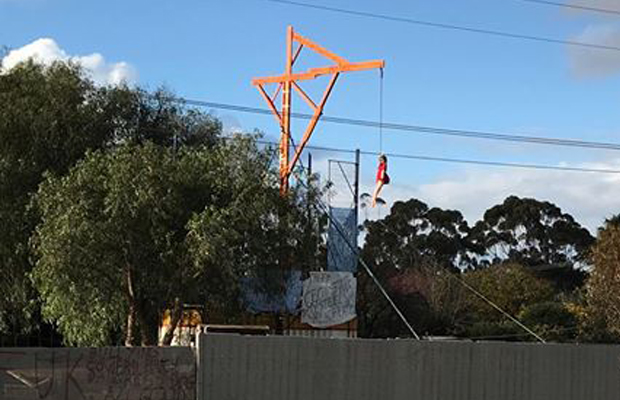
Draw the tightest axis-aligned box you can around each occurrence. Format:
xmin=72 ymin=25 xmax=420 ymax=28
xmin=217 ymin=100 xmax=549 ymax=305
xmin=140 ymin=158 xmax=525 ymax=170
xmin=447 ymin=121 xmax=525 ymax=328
xmin=252 ymin=26 xmax=385 ymax=195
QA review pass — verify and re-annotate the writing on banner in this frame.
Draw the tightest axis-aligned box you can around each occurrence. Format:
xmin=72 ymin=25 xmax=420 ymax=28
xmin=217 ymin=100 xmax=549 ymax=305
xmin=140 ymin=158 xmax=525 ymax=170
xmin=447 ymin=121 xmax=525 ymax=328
xmin=302 ymin=271 xmax=356 ymax=328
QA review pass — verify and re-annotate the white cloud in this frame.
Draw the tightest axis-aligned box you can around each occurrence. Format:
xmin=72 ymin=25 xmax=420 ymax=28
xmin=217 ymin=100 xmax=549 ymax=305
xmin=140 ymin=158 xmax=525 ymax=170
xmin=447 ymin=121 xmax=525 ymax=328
xmin=375 ymin=159 xmax=620 ymax=232
xmin=2 ymin=38 xmax=137 ymax=85
xmin=219 ymin=114 xmax=244 ymax=136
xmin=568 ymin=24 xmax=620 ymax=77
xmin=568 ymin=0 xmax=620 ymax=15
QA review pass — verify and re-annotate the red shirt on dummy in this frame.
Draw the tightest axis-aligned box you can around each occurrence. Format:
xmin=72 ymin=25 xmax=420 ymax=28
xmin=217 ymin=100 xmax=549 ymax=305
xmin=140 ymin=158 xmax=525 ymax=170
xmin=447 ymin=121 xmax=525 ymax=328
xmin=376 ymin=162 xmax=389 ymax=184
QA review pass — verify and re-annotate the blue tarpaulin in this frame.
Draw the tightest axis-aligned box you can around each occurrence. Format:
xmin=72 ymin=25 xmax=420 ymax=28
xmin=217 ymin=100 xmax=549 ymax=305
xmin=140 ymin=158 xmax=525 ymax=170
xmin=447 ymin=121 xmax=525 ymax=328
xmin=327 ymin=207 xmax=358 ymax=273
xmin=240 ymin=270 xmax=302 ymax=314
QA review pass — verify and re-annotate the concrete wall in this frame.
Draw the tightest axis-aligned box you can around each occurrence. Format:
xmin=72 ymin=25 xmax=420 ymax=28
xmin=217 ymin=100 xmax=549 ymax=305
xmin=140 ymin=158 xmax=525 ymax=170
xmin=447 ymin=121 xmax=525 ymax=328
xmin=197 ymin=334 xmax=620 ymax=400
xmin=0 ymin=347 xmax=195 ymax=400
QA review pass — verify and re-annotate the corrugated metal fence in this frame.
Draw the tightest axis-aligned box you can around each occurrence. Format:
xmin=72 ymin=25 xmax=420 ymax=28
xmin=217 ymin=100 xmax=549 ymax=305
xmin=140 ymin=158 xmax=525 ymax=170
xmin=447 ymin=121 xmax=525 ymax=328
xmin=2 ymin=335 xmax=620 ymax=399
xmin=197 ymin=334 xmax=620 ymax=400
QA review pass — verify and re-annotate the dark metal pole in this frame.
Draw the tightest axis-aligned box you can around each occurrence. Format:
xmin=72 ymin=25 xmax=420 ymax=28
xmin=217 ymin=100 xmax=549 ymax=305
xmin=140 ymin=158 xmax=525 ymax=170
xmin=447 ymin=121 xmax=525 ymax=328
xmin=307 ymin=152 xmax=313 ymax=245
xmin=354 ymin=149 xmax=360 ymax=230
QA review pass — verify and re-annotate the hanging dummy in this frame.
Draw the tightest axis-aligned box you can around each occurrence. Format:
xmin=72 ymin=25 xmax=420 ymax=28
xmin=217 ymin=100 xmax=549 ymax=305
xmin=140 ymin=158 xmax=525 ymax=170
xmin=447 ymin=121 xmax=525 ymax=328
xmin=371 ymin=68 xmax=389 ymax=208
xmin=371 ymin=154 xmax=389 ymax=207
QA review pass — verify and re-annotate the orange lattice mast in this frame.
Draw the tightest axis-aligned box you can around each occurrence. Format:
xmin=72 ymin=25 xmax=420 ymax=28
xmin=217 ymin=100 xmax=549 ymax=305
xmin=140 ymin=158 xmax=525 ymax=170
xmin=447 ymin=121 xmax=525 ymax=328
xmin=252 ymin=26 xmax=384 ymax=195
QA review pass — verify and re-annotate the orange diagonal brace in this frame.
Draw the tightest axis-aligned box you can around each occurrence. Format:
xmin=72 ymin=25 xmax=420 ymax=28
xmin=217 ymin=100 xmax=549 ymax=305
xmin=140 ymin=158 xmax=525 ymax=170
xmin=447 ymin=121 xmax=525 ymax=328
xmin=292 ymin=43 xmax=304 ymax=66
xmin=271 ymin=82 xmax=282 ymax=104
xmin=257 ymin=84 xmax=282 ymax=125
xmin=292 ymin=32 xmax=348 ymax=65
xmin=252 ymin=25 xmax=384 ymax=195
xmin=287 ymin=73 xmax=339 ymax=177
xmin=291 ymin=81 xmax=317 ymax=111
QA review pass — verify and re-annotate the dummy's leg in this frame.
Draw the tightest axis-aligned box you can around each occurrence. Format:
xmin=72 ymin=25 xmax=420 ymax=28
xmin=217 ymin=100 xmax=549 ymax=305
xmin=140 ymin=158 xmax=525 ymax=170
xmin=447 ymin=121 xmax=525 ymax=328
xmin=371 ymin=181 xmax=384 ymax=207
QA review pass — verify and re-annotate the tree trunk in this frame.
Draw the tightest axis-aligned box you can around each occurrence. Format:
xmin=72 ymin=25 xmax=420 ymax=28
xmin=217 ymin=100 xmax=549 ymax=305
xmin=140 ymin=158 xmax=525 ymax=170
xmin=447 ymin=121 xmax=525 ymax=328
xmin=125 ymin=300 xmax=137 ymax=347
xmin=161 ymin=297 xmax=183 ymax=346
xmin=124 ymin=264 xmax=138 ymax=347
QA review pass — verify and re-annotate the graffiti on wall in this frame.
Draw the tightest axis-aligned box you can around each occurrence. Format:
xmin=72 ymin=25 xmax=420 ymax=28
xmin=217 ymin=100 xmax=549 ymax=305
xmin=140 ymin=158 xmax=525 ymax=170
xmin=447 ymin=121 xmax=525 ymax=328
xmin=0 ymin=347 xmax=196 ymax=400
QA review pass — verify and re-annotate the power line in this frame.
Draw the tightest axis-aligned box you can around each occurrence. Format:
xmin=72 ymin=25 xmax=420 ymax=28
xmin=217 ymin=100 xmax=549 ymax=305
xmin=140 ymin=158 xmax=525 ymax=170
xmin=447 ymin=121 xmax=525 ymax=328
xmin=361 ymin=149 xmax=620 ymax=174
xmin=178 ymin=97 xmax=620 ymax=174
xmin=124 ymin=118 xmax=617 ymax=175
xmin=182 ymin=98 xmax=620 ymax=152
xmin=266 ymin=0 xmax=620 ymax=52
xmin=255 ymin=140 xmax=620 ymax=174
xmin=518 ymin=0 xmax=620 ymax=17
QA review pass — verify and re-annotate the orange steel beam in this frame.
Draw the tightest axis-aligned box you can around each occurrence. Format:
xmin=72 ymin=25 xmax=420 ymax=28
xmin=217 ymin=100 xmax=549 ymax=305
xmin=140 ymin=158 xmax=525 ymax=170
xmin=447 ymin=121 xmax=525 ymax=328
xmin=280 ymin=25 xmax=294 ymax=194
xmin=252 ymin=25 xmax=384 ymax=195
xmin=252 ymin=61 xmax=384 ymax=85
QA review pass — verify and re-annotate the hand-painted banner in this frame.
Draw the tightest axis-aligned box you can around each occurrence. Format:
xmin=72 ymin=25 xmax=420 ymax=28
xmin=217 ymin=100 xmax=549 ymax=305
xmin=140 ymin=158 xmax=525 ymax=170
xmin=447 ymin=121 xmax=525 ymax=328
xmin=302 ymin=271 xmax=356 ymax=328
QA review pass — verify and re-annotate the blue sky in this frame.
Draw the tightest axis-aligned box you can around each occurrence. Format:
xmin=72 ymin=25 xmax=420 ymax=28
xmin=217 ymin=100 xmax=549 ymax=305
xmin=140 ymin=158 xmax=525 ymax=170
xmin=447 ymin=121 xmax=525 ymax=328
xmin=3 ymin=0 xmax=620 ymax=229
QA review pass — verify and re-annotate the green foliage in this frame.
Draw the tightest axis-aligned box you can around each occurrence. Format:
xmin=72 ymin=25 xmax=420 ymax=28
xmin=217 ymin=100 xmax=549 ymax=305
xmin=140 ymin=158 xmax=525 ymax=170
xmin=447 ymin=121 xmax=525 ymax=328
xmin=31 ymin=137 xmax=242 ymax=345
xmin=362 ymin=198 xmax=475 ymax=271
xmin=0 ymin=59 xmax=221 ymax=338
xmin=458 ymin=263 xmax=555 ymax=339
xmin=32 ymin=143 xmax=198 ymax=345
xmin=586 ymin=219 xmax=620 ymax=338
xmin=0 ymin=60 xmax=109 ymax=334
xmin=518 ymin=302 xmax=577 ymax=342
xmin=358 ymin=199 xmax=475 ymax=338
xmin=358 ymin=262 xmax=467 ymax=338
xmin=31 ymin=134 xmax=324 ymax=345
xmin=186 ymin=159 xmax=327 ymax=321
xmin=357 ymin=197 xmax=590 ymax=339
xmin=99 ymin=86 xmax=221 ymax=148
xmin=4 ymin=57 xmax=620 ymax=346
xmin=603 ymin=214 xmax=620 ymax=229
xmin=470 ymin=196 xmax=594 ymax=270
xmin=463 ymin=263 xmax=554 ymax=319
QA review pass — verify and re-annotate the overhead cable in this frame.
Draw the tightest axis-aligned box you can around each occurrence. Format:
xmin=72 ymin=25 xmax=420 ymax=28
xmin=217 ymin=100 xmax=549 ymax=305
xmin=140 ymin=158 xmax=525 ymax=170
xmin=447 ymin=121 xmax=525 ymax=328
xmin=257 ymin=140 xmax=620 ymax=174
xmin=266 ymin=0 xmax=620 ymax=52
xmin=518 ymin=0 xmax=620 ymax=17
xmin=181 ymin=98 xmax=620 ymax=152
